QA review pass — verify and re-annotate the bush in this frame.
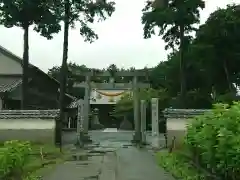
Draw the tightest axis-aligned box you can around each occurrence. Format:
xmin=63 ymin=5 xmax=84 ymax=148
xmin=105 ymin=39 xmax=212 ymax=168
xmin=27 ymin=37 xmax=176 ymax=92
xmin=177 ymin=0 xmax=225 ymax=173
xmin=0 ymin=140 xmax=32 ymax=179
xmin=185 ymin=102 xmax=240 ymax=179
xmin=156 ymin=151 xmax=205 ymax=180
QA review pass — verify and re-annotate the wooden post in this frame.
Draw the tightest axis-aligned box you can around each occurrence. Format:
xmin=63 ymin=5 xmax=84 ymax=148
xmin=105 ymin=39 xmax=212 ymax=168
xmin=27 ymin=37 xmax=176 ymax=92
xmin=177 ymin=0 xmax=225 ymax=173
xmin=141 ymin=100 xmax=147 ymax=145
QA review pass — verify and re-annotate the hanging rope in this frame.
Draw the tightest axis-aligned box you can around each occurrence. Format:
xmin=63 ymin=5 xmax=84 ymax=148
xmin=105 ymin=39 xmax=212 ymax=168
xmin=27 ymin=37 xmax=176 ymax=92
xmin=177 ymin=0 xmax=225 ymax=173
xmin=96 ymin=90 xmax=127 ymax=97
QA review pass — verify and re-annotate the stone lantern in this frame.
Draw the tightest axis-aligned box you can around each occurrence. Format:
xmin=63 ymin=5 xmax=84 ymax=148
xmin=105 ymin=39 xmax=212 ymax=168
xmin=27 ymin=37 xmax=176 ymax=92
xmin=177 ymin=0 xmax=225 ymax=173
xmin=91 ymin=108 xmax=104 ymax=130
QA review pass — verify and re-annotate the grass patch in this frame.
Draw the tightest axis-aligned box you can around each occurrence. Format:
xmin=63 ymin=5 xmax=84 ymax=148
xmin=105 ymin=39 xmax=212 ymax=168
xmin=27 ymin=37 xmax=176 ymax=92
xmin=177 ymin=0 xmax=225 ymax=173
xmin=156 ymin=151 xmax=205 ymax=180
xmin=0 ymin=143 xmax=65 ymax=180
xmin=25 ymin=144 xmax=65 ymax=178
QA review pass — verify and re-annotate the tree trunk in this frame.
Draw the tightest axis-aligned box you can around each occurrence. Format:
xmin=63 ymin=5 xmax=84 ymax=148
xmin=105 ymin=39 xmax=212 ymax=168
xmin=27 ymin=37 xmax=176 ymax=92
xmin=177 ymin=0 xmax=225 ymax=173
xmin=56 ymin=0 xmax=70 ymax=149
xmin=223 ymin=59 xmax=232 ymax=91
xmin=21 ymin=24 xmax=29 ymax=110
xmin=179 ymin=24 xmax=186 ymax=107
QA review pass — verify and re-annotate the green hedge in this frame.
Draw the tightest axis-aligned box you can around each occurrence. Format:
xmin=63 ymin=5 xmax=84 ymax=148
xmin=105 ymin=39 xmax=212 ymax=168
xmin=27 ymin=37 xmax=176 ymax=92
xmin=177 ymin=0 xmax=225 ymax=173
xmin=0 ymin=140 xmax=31 ymax=179
xmin=185 ymin=102 xmax=240 ymax=179
xmin=156 ymin=151 xmax=204 ymax=180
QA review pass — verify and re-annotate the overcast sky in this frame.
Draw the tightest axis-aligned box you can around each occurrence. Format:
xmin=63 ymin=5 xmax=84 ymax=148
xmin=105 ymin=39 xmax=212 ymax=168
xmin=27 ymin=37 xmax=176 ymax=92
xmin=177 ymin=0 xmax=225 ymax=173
xmin=0 ymin=0 xmax=238 ymax=73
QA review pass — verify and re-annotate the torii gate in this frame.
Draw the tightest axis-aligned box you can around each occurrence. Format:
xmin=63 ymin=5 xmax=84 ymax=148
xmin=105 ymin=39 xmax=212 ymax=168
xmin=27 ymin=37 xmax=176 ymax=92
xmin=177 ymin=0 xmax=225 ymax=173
xmin=73 ymin=70 xmax=150 ymax=143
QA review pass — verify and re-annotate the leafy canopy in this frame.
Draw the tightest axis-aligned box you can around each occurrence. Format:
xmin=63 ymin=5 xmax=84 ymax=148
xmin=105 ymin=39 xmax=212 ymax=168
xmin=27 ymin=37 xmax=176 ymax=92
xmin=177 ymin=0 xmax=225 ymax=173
xmin=192 ymin=4 xmax=240 ymax=92
xmin=142 ymin=0 xmax=205 ymax=50
xmin=67 ymin=0 xmax=115 ymax=43
xmin=0 ymin=0 xmax=61 ymax=38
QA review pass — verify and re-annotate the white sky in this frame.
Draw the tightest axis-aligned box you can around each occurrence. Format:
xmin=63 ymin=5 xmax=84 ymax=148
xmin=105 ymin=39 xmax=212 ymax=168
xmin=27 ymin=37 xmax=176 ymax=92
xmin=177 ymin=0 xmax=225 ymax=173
xmin=0 ymin=0 xmax=238 ymax=73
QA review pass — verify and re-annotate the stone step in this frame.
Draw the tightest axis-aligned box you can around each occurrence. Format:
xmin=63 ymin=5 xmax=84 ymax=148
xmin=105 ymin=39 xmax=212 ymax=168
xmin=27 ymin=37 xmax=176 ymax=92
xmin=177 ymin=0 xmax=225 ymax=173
xmin=102 ymin=128 xmax=118 ymax=132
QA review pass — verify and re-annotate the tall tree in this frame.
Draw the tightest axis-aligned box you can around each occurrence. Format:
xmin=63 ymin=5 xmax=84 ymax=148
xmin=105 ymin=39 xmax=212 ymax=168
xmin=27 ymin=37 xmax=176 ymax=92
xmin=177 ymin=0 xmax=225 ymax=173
xmin=57 ymin=0 xmax=115 ymax=147
xmin=0 ymin=0 xmax=61 ymax=109
xmin=142 ymin=0 xmax=205 ymax=107
xmin=48 ymin=63 xmax=90 ymax=98
xmin=193 ymin=4 xmax=240 ymax=94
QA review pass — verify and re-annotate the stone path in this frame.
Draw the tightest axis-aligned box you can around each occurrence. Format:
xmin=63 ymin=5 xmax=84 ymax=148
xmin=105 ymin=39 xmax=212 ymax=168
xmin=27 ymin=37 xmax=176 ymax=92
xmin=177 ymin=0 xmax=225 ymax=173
xmin=44 ymin=130 xmax=174 ymax=180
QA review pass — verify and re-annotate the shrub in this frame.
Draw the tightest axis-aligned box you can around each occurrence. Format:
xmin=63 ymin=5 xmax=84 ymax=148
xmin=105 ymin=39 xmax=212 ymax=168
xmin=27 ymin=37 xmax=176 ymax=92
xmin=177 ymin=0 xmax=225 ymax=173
xmin=185 ymin=102 xmax=240 ymax=179
xmin=156 ymin=151 xmax=205 ymax=180
xmin=0 ymin=140 xmax=32 ymax=179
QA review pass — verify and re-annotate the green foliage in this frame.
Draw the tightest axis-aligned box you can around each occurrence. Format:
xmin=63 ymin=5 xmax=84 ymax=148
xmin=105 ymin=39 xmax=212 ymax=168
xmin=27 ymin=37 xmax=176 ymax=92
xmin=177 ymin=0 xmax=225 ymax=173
xmin=170 ymin=89 xmax=213 ymax=109
xmin=107 ymin=64 xmax=118 ymax=77
xmin=142 ymin=0 xmax=205 ymax=50
xmin=156 ymin=151 xmax=205 ymax=180
xmin=0 ymin=140 xmax=31 ymax=179
xmin=112 ymin=88 xmax=170 ymax=117
xmin=111 ymin=88 xmax=169 ymax=131
xmin=215 ymin=91 xmax=239 ymax=105
xmin=148 ymin=4 xmax=240 ymax=107
xmin=185 ymin=102 xmax=240 ymax=179
xmin=67 ymin=0 xmax=115 ymax=43
xmin=0 ymin=0 xmax=61 ymax=38
xmin=193 ymin=4 xmax=240 ymax=93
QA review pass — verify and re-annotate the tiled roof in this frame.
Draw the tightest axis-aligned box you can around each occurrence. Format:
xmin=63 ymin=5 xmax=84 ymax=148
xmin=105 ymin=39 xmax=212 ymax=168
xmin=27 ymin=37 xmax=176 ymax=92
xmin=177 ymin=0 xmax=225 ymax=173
xmin=0 ymin=45 xmax=59 ymax=85
xmin=163 ymin=108 xmax=210 ymax=118
xmin=67 ymin=99 xmax=84 ymax=108
xmin=0 ymin=109 xmax=60 ymax=119
xmin=0 ymin=77 xmax=22 ymax=93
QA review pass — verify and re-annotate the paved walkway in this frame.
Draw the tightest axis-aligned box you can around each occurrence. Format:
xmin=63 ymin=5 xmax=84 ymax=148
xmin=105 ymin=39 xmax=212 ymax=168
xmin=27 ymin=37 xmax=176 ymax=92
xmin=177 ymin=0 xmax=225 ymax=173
xmin=116 ymin=147 xmax=175 ymax=180
xmin=44 ymin=130 xmax=174 ymax=180
xmin=43 ymin=148 xmax=117 ymax=180
xmin=43 ymin=147 xmax=174 ymax=180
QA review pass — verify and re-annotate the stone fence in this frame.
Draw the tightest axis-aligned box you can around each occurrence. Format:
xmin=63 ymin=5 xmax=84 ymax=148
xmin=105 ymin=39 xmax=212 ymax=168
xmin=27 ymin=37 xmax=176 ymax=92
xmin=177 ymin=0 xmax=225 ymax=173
xmin=163 ymin=108 xmax=210 ymax=148
xmin=0 ymin=110 xmax=59 ymax=144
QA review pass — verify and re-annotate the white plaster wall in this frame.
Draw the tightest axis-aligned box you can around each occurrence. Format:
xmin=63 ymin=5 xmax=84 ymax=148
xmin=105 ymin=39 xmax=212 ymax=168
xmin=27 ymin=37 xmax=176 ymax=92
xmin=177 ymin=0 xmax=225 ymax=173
xmin=166 ymin=118 xmax=190 ymax=148
xmin=167 ymin=118 xmax=189 ymax=130
xmin=0 ymin=118 xmax=55 ymax=129
xmin=0 ymin=118 xmax=56 ymax=144
xmin=0 ymin=52 xmax=22 ymax=74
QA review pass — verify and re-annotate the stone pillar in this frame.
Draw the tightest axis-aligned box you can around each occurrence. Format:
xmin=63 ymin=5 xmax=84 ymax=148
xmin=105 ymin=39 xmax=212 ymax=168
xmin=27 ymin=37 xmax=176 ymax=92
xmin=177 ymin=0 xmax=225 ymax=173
xmin=151 ymin=98 xmax=160 ymax=148
xmin=0 ymin=97 xmax=2 ymax=110
xmin=132 ymin=75 xmax=141 ymax=143
xmin=83 ymin=75 xmax=90 ymax=133
xmin=76 ymin=100 xmax=84 ymax=146
xmin=68 ymin=117 xmax=71 ymax=128
xmin=140 ymin=100 xmax=147 ymax=145
xmin=82 ymin=76 xmax=92 ymax=143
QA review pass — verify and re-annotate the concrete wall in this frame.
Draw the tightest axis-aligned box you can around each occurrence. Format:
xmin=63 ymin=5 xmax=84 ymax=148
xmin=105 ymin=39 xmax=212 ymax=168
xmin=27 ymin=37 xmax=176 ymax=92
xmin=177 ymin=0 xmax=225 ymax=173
xmin=0 ymin=52 xmax=22 ymax=75
xmin=0 ymin=118 xmax=56 ymax=144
